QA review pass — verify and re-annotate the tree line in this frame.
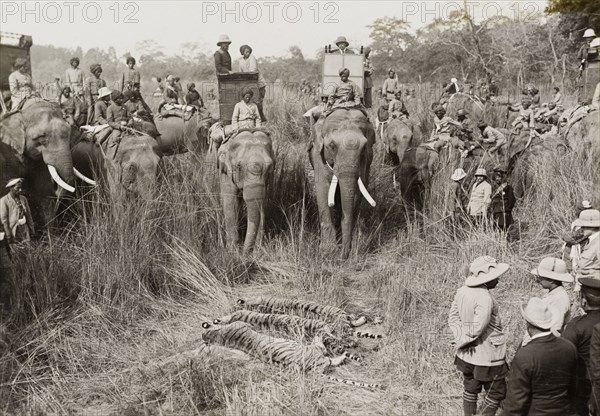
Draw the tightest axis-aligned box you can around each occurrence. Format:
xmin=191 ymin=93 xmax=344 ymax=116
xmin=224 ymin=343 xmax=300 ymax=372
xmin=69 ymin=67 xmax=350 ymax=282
xmin=28 ymin=2 xmax=597 ymax=94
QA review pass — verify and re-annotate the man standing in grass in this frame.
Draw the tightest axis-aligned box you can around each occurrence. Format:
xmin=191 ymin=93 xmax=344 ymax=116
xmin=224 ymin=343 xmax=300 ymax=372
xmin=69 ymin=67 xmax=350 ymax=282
xmin=503 ymin=297 xmax=577 ymax=415
xmin=449 ymin=256 xmax=510 ymax=416
xmin=562 ymin=278 xmax=600 ymax=415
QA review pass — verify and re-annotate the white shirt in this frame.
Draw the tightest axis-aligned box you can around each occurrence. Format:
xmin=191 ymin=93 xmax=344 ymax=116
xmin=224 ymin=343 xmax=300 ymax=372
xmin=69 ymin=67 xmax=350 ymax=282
xmin=542 ymin=285 xmax=570 ymax=333
xmin=530 ymin=331 xmax=552 ymax=340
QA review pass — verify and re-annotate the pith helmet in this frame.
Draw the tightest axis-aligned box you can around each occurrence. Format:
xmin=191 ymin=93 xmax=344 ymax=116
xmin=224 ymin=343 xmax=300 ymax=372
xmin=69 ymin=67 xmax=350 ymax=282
xmin=583 ymin=28 xmax=596 ymax=39
xmin=335 ymin=36 xmax=349 ymax=46
xmin=217 ymin=34 xmax=232 ymax=46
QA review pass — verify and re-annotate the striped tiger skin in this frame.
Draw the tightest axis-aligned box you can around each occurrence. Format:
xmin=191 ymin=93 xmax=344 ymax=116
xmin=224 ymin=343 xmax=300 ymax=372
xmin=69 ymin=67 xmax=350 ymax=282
xmin=237 ymin=296 xmax=367 ymax=327
xmin=214 ymin=310 xmax=335 ymax=338
xmin=202 ymin=321 xmax=346 ymax=371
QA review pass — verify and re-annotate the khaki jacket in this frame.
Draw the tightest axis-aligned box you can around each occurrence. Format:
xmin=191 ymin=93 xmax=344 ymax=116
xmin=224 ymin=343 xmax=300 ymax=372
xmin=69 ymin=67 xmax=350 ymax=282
xmin=448 ymin=285 xmax=506 ymax=367
xmin=0 ymin=193 xmax=34 ymax=242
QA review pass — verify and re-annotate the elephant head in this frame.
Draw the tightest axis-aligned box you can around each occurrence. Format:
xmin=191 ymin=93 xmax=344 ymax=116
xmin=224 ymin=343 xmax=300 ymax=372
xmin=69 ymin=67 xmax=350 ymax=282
xmin=0 ymin=100 xmax=89 ymax=226
xmin=311 ymin=109 xmax=376 ymax=258
xmin=383 ymin=118 xmax=422 ymax=167
xmin=107 ymin=133 xmax=163 ymax=200
xmin=218 ymin=131 xmax=274 ymax=255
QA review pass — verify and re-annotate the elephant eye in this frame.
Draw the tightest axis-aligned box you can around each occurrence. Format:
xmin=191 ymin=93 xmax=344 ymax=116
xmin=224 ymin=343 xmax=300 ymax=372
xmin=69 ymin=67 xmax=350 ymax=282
xmin=34 ymin=134 xmax=48 ymax=146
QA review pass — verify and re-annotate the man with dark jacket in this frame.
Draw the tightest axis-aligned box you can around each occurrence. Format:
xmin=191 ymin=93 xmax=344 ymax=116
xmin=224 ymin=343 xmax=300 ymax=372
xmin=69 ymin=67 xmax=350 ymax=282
xmin=591 ymin=322 xmax=600 ymax=414
xmin=489 ymin=168 xmax=516 ymax=231
xmin=503 ymin=297 xmax=577 ymax=415
xmin=562 ymin=278 xmax=600 ymax=415
xmin=214 ymin=34 xmax=233 ymax=75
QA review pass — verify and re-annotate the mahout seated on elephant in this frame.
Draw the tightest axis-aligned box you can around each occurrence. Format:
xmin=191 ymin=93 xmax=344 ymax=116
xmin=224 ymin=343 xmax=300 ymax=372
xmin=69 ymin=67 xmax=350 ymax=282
xmin=217 ymin=128 xmax=274 ymax=255
xmin=308 ymin=108 xmax=376 ymax=258
xmin=323 ymin=68 xmax=367 ymax=118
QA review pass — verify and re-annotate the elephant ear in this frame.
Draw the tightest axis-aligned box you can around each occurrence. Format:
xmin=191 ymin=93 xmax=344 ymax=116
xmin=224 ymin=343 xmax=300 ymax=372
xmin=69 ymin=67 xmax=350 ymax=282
xmin=312 ymin=120 xmax=325 ymax=154
xmin=217 ymin=147 xmax=234 ymax=179
xmin=0 ymin=113 xmax=26 ymax=159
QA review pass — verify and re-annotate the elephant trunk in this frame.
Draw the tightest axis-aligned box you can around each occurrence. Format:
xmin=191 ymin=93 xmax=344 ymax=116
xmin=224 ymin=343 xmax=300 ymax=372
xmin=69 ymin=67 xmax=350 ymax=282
xmin=42 ymin=121 xmax=76 ymax=193
xmin=338 ymin=172 xmax=358 ymax=259
xmin=242 ymin=183 xmax=265 ymax=255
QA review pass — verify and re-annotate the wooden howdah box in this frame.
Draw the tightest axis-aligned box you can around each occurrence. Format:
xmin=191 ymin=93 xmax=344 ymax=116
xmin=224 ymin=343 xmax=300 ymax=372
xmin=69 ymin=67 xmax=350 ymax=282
xmin=217 ymin=73 xmax=259 ymax=125
xmin=321 ymin=49 xmax=365 ymax=99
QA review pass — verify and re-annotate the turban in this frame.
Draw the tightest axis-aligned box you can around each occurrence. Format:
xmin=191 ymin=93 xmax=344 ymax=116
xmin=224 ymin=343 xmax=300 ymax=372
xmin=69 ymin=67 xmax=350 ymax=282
xmin=14 ymin=58 xmax=27 ymax=69
xmin=6 ymin=178 xmax=23 ymax=188
xmin=70 ymin=57 xmax=80 ymax=65
xmin=110 ymin=91 xmax=123 ymax=102
xmin=241 ymin=87 xmax=254 ymax=97
xmin=123 ymin=89 xmax=136 ymax=101
xmin=240 ymin=44 xmax=252 ymax=55
xmin=338 ymin=67 xmax=350 ymax=76
xmin=90 ymin=64 xmax=102 ymax=74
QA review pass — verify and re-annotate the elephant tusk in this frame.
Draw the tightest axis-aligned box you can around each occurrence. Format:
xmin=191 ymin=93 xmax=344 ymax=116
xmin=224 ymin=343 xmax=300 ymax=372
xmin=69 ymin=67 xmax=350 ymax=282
xmin=328 ymin=175 xmax=338 ymax=207
xmin=73 ymin=168 xmax=97 ymax=186
xmin=358 ymin=177 xmax=376 ymax=207
xmin=48 ymin=165 xmax=75 ymax=193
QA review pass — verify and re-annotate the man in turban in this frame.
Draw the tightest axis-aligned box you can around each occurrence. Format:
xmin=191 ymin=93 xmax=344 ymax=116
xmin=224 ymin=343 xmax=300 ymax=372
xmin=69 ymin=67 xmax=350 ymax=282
xmin=64 ymin=57 xmax=84 ymax=96
xmin=84 ymin=64 xmax=107 ymax=124
xmin=325 ymin=68 xmax=364 ymax=116
xmin=8 ymin=58 xmax=33 ymax=110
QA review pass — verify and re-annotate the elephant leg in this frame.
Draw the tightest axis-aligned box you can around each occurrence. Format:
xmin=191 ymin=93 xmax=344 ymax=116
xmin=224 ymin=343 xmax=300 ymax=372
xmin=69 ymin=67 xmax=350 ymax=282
xmin=313 ymin=162 xmax=336 ymax=247
xmin=221 ymin=176 xmax=240 ymax=250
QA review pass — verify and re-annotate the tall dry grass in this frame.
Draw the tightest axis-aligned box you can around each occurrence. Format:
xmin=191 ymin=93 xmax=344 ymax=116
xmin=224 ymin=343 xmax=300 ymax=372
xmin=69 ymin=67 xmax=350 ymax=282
xmin=0 ymin=83 xmax=597 ymax=415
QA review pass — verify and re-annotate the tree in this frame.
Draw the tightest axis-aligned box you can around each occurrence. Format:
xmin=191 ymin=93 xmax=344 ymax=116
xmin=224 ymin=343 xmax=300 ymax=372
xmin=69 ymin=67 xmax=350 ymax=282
xmin=367 ymin=17 xmax=413 ymax=76
xmin=546 ymin=0 xmax=600 ymax=34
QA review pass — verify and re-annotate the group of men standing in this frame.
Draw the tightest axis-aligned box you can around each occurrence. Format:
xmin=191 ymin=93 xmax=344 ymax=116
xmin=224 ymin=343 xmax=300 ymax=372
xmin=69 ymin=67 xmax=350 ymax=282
xmin=450 ymin=206 xmax=600 ymax=415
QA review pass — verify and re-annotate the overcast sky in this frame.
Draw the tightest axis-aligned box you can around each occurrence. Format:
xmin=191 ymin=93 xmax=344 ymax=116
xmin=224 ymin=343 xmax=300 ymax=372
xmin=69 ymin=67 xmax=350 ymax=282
xmin=1 ymin=0 xmax=548 ymax=59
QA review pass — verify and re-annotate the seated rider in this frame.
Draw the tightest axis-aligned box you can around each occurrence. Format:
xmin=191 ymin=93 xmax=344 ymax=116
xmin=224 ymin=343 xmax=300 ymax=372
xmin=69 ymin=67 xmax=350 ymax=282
xmin=92 ymin=87 xmax=112 ymax=126
xmin=535 ymin=102 xmax=559 ymax=125
xmin=509 ymin=98 xmax=535 ymax=135
xmin=106 ymin=91 xmax=129 ymax=126
xmin=232 ymin=87 xmax=262 ymax=130
xmin=477 ymin=122 xmax=507 ymax=154
xmin=426 ymin=106 xmax=465 ymax=151
xmin=59 ymin=86 xmax=83 ymax=127
xmin=324 ymin=68 xmax=364 ymax=116
xmin=185 ymin=83 xmax=204 ymax=110
xmin=455 ymin=109 xmax=477 ymax=143
xmin=388 ymin=90 xmax=409 ymax=119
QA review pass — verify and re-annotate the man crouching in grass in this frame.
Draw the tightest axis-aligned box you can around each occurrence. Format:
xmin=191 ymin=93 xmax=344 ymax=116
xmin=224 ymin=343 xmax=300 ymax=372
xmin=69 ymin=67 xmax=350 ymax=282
xmin=448 ymin=256 xmax=511 ymax=416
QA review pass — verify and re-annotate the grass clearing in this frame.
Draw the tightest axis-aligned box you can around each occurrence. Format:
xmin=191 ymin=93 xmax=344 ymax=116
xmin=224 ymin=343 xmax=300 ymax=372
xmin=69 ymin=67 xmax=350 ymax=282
xmin=0 ymin=84 xmax=597 ymax=415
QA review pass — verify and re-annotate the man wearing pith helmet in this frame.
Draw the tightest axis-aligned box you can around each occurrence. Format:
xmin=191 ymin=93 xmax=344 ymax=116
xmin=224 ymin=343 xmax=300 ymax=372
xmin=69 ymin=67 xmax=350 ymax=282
xmin=530 ymin=257 xmax=573 ymax=334
xmin=563 ymin=277 xmax=600 ymax=416
xmin=448 ymin=256 xmax=510 ymax=416
xmin=503 ymin=297 xmax=577 ymax=415
xmin=214 ymin=34 xmax=233 ymax=75
xmin=573 ymin=209 xmax=600 ymax=289
xmin=332 ymin=36 xmax=354 ymax=54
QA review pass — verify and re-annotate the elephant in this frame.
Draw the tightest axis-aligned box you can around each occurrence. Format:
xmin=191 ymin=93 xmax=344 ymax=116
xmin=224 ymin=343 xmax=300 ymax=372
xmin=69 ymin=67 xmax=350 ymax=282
xmin=71 ymin=129 xmax=162 ymax=200
xmin=217 ymin=130 xmax=274 ymax=255
xmin=0 ymin=100 xmax=95 ymax=229
xmin=381 ymin=118 xmax=430 ymax=210
xmin=565 ymin=110 xmax=599 ymax=153
xmin=151 ymin=110 xmax=215 ymax=155
xmin=309 ymin=109 xmax=376 ymax=258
